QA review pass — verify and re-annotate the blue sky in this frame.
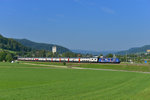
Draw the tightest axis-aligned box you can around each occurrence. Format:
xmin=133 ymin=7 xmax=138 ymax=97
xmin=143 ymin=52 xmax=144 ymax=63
xmin=0 ymin=0 xmax=150 ymax=51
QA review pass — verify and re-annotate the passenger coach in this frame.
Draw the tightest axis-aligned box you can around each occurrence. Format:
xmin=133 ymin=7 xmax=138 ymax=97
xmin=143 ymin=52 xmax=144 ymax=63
xmin=18 ymin=57 xmax=120 ymax=63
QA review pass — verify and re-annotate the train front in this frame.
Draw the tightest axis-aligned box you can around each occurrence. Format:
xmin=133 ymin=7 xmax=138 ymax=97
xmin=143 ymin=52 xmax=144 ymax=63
xmin=98 ymin=58 xmax=120 ymax=63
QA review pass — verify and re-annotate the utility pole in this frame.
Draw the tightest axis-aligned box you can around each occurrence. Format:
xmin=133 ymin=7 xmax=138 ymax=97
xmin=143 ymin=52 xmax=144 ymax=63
xmin=134 ymin=54 xmax=136 ymax=63
xmin=126 ymin=52 xmax=128 ymax=62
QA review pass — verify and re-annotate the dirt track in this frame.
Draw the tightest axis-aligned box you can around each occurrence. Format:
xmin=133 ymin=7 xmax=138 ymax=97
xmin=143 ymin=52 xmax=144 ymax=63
xmin=22 ymin=63 xmax=150 ymax=74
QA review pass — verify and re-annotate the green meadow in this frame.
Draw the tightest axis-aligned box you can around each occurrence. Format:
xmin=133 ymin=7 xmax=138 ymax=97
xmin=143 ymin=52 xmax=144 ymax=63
xmin=23 ymin=61 xmax=150 ymax=72
xmin=1 ymin=62 xmax=150 ymax=100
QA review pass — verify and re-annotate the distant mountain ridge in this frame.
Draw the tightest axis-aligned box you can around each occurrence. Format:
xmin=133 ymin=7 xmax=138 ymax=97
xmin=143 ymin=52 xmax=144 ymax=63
xmin=72 ymin=49 xmax=116 ymax=55
xmin=3 ymin=34 xmax=150 ymax=55
xmin=116 ymin=45 xmax=150 ymax=55
xmin=15 ymin=39 xmax=71 ymax=54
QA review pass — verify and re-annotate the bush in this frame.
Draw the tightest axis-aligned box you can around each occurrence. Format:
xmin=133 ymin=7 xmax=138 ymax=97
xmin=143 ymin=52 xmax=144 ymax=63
xmin=0 ymin=51 xmax=7 ymax=61
xmin=5 ymin=53 xmax=13 ymax=62
xmin=63 ymin=62 xmax=66 ymax=65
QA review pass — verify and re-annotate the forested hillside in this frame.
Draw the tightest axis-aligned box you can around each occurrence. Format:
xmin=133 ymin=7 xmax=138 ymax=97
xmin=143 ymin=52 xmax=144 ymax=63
xmin=0 ymin=34 xmax=78 ymax=61
xmin=0 ymin=34 xmax=93 ymax=60
xmin=116 ymin=45 xmax=150 ymax=55
xmin=15 ymin=39 xmax=70 ymax=54
xmin=0 ymin=35 xmax=31 ymax=52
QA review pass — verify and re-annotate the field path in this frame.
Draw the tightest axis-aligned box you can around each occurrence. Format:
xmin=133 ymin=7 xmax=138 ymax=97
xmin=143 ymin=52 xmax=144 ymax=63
xmin=22 ymin=63 xmax=68 ymax=68
xmin=22 ymin=63 xmax=150 ymax=74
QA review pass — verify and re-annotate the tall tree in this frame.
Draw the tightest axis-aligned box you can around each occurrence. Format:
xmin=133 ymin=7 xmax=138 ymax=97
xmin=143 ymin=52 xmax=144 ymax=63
xmin=5 ymin=53 xmax=13 ymax=62
xmin=106 ymin=53 xmax=113 ymax=58
xmin=0 ymin=51 xmax=7 ymax=61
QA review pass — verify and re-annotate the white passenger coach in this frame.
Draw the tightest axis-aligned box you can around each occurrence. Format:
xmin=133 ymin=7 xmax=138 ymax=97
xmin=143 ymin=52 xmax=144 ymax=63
xmin=18 ymin=57 xmax=98 ymax=63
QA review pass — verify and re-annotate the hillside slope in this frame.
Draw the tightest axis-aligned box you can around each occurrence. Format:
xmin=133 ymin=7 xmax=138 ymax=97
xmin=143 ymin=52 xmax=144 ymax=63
xmin=116 ymin=45 xmax=150 ymax=55
xmin=15 ymin=39 xmax=70 ymax=54
xmin=0 ymin=35 xmax=31 ymax=52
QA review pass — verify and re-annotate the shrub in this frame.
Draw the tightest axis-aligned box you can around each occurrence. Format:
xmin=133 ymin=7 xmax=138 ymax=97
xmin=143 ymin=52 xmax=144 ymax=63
xmin=5 ymin=53 xmax=13 ymax=62
xmin=63 ymin=62 xmax=66 ymax=65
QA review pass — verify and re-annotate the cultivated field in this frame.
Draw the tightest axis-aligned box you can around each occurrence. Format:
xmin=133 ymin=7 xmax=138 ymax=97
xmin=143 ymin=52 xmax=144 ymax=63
xmin=1 ymin=62 xmax=150 ymax=100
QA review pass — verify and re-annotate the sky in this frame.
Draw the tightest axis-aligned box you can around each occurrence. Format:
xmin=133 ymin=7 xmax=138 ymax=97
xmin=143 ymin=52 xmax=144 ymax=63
xmin=0 ymin=0 xmax=150 ymax=51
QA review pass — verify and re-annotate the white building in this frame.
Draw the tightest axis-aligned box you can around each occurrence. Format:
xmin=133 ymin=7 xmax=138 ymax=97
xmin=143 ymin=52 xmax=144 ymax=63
xmin=52 ymin=46 xmax=57 ymax=54
xmin=147 ymin=50 xmax=150 ymax=53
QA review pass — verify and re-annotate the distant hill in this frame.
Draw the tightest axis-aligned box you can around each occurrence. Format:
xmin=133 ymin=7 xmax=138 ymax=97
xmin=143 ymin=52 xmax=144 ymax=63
xmin=72 ymin=49 xmax=116 ymax=55
xmin=116 ymin=45 xmax=150 ymax=55
xmin=15 ymin=39 xmax=71 ymax=54
xmin=0 ymin=35 xmax=31 ymax=52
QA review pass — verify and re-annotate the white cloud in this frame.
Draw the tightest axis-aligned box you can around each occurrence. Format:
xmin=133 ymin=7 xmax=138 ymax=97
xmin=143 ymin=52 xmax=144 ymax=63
xmin=74 ymin=0 xmax=80 ymax=2
xmin=48 ymin=18 xmax=57 ymax=22
xmin=73 ymin=0 xmax=115 ymax=14
xmin=56 ymin=14 xmax=65 ymax=18
xmin=101 ymin=7 xmax=115 ymax=14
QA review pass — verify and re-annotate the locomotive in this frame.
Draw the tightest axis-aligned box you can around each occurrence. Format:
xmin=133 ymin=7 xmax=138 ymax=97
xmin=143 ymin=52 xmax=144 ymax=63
xmin=18 ymin=57 xmax=120 ymax=63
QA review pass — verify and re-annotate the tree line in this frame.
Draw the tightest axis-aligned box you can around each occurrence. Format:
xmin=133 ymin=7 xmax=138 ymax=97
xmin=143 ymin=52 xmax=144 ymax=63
xmin=0 ymin=50 xmax=13 ymax=62
xmin=0 ymin=35 xmax=31 ymax=52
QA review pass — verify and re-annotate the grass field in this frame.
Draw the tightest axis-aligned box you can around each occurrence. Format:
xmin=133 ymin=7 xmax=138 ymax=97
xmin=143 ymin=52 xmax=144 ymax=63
xmin=1 ymin=62 xmax=150 ymax=100
xmin=22 ymin=61 xmax=150 ymax=72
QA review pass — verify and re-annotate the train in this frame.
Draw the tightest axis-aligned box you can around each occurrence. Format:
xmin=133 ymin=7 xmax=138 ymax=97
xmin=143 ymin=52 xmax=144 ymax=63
xmin=18 ymin=57 xmax=120 ymax=63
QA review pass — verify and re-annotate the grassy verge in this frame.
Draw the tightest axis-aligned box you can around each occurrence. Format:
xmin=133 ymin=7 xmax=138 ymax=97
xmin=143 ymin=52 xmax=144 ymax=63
xmin=1 ymin=62 xmax=150 ymax=100
xmin=0 ymin=49 xmax=17 ymax=54
xmin=78 ymin=63 xmax=150 ymax=72
xmin=20 ymin=61 xmax=150 ymax=72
